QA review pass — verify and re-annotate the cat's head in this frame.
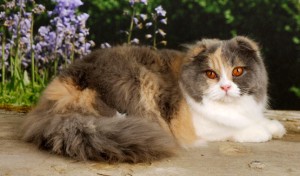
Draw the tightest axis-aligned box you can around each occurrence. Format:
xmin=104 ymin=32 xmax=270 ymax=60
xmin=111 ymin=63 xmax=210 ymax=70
xmin=180 ymin=36 xmax=268 ymax=103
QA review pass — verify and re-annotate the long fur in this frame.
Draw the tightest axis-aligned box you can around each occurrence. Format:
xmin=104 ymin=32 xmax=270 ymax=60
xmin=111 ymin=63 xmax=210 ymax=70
xmin=21 ymin=45 xmax=185 ymax=163
xmin=22 ymin=111 xmax=177 ymax=163
xmin=21 ymin=36 xmax=286 ymax=163
xmin=180 ymin=36 xmax=286 ymax=142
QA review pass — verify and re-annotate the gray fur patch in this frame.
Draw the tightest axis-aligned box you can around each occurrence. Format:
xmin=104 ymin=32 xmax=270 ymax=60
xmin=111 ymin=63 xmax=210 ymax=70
xmin=180 ymin=36 xmax=268 ymax=103
xmin=22 ymin=111 xmax=178 ymax=163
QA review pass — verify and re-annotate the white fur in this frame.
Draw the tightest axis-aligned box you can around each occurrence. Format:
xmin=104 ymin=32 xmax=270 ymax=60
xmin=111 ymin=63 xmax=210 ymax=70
xmin=181 ymin=79 xmax=286 ymax=143
xmin=115 ymin=111 xmax=127 ymax=118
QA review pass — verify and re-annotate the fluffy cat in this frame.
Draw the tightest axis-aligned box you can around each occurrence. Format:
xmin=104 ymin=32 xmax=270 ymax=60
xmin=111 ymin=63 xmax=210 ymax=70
xmin=180 ymin=37 xmax=286 ymax=142
xmin=21 ymin=36 xmax=285 ymax=163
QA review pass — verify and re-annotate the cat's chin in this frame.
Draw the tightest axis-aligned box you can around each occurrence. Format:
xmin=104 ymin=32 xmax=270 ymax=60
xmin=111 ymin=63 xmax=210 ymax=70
xmin=207 ymin=94 xmax=240 ymax=103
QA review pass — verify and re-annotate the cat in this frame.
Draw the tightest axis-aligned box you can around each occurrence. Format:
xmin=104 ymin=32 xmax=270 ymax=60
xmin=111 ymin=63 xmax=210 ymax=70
xmin=180 ymin=37 xmax=286 ymax=142
xmin=21 ymin=36 xmax=286 ymax=163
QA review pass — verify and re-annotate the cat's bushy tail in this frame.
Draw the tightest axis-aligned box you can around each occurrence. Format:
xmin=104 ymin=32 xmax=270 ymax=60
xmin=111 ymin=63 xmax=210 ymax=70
xmin=21 ymin=111 xmax=178 ymax=163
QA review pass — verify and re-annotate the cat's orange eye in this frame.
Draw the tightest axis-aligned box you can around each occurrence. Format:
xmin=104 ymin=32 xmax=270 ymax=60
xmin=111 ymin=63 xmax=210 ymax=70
xmin=232 ymin=67 xmax=244 ymax=77
xmin=205 ymin=70 xmax=217 ymax=79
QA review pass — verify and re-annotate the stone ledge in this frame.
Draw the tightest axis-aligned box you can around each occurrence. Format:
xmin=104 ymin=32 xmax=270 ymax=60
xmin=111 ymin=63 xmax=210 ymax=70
xmin=0 ymin=110 xmax=299 ymax=176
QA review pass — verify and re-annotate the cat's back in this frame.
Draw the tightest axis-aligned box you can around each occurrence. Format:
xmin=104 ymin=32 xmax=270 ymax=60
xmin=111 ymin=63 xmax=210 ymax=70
xmin=60 ymin=45 xmax=184 ymax=116
xmin=82 ymin=45 xmax=184 ymax=74
xmin=61 ymin=45 xmax=163 ymax=85
xmin=81 ymin=45 xmax=159 ymax=69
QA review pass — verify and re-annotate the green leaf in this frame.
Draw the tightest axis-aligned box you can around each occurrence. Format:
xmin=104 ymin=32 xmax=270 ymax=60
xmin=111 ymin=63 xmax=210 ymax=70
xmin=292 ymin=37 xmax=300 ymax=44
xmin=290 ymin=86 xmax=300 ymax=97
xmin=224 ymin=9 xmax=234 ymax=24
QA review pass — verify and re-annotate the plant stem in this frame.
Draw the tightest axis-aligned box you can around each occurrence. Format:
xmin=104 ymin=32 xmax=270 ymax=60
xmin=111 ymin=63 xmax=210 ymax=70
xmin=1 ymin=31 xmax=6 ymax=86
xmin=14 ymin=1 xmax=23 ymax=89
xmin=53 ymin=28 xmax=59 ymax=77
xmin=153 ymin=15 xmax=158 ymax=49
xmin=54 ymin=59 xmax=58 ymax=76
xmin=30 ymin=14 xmax=35 ymax=89
xmin=153 ymin=24 xmax=157 ymax=48
xmin=71 ymin=43 xmax=75 ymax=63
xmin=127 ymin=7 xmax=136 ymax=44
xmin=9 ymin=46 xmax=13 ymax=78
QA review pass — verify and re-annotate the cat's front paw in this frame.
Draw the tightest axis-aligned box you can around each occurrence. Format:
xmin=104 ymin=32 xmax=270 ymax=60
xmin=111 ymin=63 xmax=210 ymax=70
xmin=233 ymin=126 xmax=272 ymax=143
xmin=264 ymin=120 xmax=286 ymax=138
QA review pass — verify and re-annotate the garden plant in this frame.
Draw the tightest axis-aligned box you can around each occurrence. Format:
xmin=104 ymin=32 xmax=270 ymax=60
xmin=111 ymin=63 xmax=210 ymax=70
xmin=0 ymin=0 xmax=167 ymax=107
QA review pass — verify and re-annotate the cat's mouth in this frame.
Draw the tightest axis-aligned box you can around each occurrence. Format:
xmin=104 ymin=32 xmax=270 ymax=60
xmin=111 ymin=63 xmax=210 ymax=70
xmin=205 ymin=90 xmax=241 ymax=102
xmin=220 ymin=94 xmax=236 ymax=102
xmin=223 ymin=91 xmax=242 ymax=101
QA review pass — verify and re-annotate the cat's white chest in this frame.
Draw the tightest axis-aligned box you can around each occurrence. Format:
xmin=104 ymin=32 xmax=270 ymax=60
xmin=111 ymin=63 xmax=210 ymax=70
xmin=186 ymin=94 xmax=268 ymax=141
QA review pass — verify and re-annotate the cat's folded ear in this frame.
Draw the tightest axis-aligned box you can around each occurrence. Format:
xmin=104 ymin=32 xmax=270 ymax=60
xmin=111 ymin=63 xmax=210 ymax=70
xmin=184 ymin=39 xmax=221 ymax=60
xmin=231 ymin=36 xmax=260 ymax=53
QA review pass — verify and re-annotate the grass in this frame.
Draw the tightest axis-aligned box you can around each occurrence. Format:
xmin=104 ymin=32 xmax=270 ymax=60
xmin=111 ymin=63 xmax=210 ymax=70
xmin=0 ymin=81 xmax=44 ymax=108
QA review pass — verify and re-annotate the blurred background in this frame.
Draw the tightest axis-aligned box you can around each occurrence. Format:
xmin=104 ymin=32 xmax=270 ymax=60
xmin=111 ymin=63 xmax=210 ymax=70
xmin=79 ymin=0 xmax=300 ymax=110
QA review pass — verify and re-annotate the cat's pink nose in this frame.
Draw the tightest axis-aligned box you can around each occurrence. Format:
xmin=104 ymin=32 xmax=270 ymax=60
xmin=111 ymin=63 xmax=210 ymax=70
xmin=220 ymin=85 xmax=231 ymax=92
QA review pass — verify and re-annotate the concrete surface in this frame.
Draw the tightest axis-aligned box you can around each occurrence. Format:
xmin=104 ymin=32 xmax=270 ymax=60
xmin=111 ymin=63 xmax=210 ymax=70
xmin=0 ymin=110 xmax=299 ymax=176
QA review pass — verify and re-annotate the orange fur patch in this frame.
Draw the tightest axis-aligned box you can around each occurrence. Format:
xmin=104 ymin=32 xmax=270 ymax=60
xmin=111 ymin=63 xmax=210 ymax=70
xmin=170 ymin=99 xmax=198 ymax=147
xmin=139 ymin=68 xmax=170 ymax=131
xmin=43 ymin=78 xmax=99 ymax=115
xmin=186 ymin=43 xmax=206 ymax=59
xmin=209 ymin=48 xmax=230 ymax=77
xmin=170 ymin=55 xmax=185 ymax=79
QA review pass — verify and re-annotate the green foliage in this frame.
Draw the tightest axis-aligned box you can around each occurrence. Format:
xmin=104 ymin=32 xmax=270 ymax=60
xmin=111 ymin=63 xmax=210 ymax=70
xmin=0 ymin=0 xmax=93 ymax=107
xmin=0 ymin=82 xmax=43 ymax=106
xmin=290 ymin=86 xmax=300 ymax=98
xmin=81 ymin=0 xmax=166 ymax=45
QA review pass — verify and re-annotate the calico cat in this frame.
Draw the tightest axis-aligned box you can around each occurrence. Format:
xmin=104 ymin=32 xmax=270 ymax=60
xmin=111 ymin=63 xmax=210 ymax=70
xmin=21 ymin=36 xmax=286 ymax=163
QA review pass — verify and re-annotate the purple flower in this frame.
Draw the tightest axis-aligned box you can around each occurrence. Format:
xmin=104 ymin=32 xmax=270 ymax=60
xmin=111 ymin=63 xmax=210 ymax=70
xmin=160 ymin=18 xmax=167 ymax=25
xmin=4 ymin=19 xmax=14 ymax=27
xmin=52 ymin=0 xmax=83 ymax=9
xmin=157 ymin=29 xmax=166 ymax=37
xmin=140 ymin=14 xmax=147 ymax=21
xmin=0 ymin=12 xmax=5 ymax=19
xmin=129 ymin=0 xmax=147 ymax=6
xmin=119 ymin=30 xmax=129 ymax=35
xmin=0 ymin=3 xmax=36 ymax=71
xmin=38 ymin=26 xmax=50 ymax=36
xmin=140 ymin=0 xmax=148 ymax=5
xmin=77 ymin=13 xmax=89 ymax=25
xmin=32 ymin=4 xmax=45 ymax=14
xmin=145 ymin=22 xmax=152 ymax=28
xmin=129 ymin=0 xmax=135 ymax=6
xmin=160 ymin=40 xmax=167 ymax=46
xmin=16 ymin=0 xmax=27 ymax=8
xmin=131 ymin=38 xmax=139 ymax=44
xmin=155 ymin=5 xmax=166 ymax=17
xmin=145 ymin=34 xmax=152 ymax=39
xmin=133 ymin=17 xmax=139 ymax=24
xmin=5 ymin=1 xmax=16 ymax=9
xmin=32 ymin=0 xmax=94 ymax=67
xmin=47 ymin=11 xmax=53 ymax=16
xmin=101 ymin=42 xmax=111 ymax=49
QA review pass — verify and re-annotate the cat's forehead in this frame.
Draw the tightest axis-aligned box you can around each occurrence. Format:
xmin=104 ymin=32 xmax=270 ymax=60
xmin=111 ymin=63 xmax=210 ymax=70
xmin=206 ymin=45 xmax=244 ymax=72
xmin=190 ymin=37 xmax=261 ymax=73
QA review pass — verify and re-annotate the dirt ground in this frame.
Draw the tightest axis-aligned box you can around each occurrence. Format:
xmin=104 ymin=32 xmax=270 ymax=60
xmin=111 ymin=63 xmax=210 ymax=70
xmin=0 ymin=110 xmax=299 ymax=176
